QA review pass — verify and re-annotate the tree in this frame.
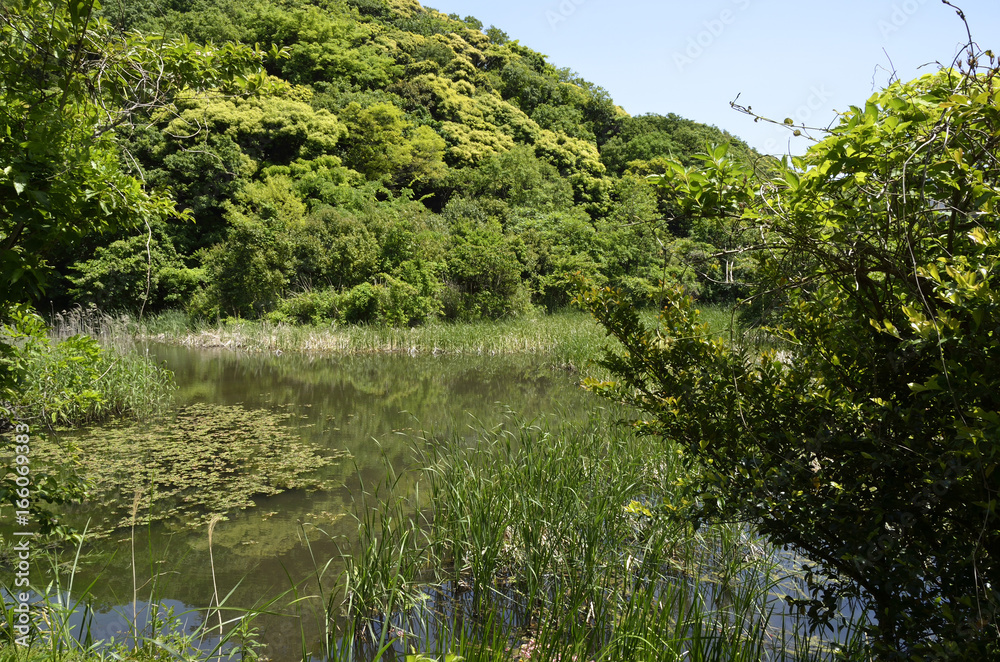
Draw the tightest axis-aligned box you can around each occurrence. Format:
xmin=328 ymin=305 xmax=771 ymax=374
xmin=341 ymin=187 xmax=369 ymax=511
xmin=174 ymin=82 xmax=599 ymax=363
xmin=193 ymin=176 xmax=304 ymax=318
xmin=67 ymin=224 xmax=202 ymax=312
xmin=339 ymin=101 xmax=412 ymax=180
xmin=1 ymin=0 xmax=268 ymax=532
xmin=443 ymin=210 xmax=527 ymax=320
xmin=579 ymin=46 xmax=1000 ymax=658
xmin=0 ymin=0 xmax=269 ymax=314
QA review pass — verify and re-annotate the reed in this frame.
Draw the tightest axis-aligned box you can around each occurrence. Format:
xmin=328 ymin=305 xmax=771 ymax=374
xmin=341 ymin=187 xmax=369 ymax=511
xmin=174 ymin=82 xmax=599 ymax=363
xmin=132 ymin=309 xmax=610 ymax=368
xmin=317 ymin=407 xmax=874 ymax=662
xmin=1 ymin=403 xmax=871 ymax=662
xmin=48 ymin=305 xmax=136 ymax=351
xmin=0 ymin=515 xmax=275 ymax=662
xmin=4 ymin=341 xmax=175 ymax=425
xmin=46 ymin=303 xmax=744 ymax=373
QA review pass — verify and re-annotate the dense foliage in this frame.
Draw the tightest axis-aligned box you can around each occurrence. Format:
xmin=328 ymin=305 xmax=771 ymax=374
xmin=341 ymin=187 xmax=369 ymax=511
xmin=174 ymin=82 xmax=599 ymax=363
xmin=0 ymin=306 xmax=178 ymax=536
xmin=24 ymin=0 xmax=753 ymax=323
xmin=580 ymin=49 xmax=1000 ymax=658
xmin=6 ymin=1 xmax=1000 ymax=659
xmin=0 ymin=0 xmax=268 ymax=397
xmin=0 ymin=0 xmax=269 ymax=313
xmin=0 ymin=0 xmax=262 ymax=536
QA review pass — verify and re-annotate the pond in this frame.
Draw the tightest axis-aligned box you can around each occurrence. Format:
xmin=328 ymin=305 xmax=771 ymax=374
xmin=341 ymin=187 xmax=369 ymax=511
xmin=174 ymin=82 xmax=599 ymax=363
xmin=31 ymin=344 xmax=601 ymax=661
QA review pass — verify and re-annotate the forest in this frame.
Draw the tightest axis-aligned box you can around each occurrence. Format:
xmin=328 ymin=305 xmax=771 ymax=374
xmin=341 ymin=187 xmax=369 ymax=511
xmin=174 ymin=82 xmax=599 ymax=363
xmin=4 ymin=0 xmax=754 ymax=327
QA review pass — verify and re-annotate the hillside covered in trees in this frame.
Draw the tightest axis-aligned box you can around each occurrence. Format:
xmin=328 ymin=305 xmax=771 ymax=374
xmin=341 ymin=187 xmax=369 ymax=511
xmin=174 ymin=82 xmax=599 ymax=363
xmin=45 ymin=0 xmax=754 ymax=324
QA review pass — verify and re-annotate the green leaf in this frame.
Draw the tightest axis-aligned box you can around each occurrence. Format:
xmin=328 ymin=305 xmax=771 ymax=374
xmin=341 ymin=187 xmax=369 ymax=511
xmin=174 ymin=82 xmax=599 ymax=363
xmin=909 ymin=375 xmax=943 ymax=393
xmin=12 ymin=171 xmax=28 ymax=195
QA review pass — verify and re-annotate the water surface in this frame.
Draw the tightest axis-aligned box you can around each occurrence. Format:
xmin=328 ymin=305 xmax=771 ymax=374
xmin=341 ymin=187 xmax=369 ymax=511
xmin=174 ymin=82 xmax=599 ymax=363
xmin=54 ymin=344 xmax=599 ymax=660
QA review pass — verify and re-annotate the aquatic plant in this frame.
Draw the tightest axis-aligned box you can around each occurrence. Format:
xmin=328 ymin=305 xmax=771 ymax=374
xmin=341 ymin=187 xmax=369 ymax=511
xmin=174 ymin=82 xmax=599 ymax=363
xmin=1 ymin=308 xmax=173 ymax=427
xmin=32 ymin=404 xmax=347 ymax=536
xmin=0 ymin=519 xmax=276 ymax=662
xmin=318 ymin=409 xmax=873 ymax=661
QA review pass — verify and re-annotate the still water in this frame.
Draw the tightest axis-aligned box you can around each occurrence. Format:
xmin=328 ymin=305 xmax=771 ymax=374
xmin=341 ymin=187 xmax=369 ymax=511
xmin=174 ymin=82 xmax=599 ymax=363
xmin=48 ymin=344 xmax=599 ymax=659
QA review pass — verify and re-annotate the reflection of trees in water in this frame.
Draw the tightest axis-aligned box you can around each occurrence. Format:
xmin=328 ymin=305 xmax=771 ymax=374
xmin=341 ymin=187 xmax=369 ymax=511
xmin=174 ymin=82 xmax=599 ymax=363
xmin=48 ymin=346 xmax=599 ymax=659
xmin=157 ymin=345 xmax=594 ymax=463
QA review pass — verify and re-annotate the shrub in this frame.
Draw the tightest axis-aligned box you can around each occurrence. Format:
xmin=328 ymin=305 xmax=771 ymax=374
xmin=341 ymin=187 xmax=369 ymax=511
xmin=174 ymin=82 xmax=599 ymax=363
xmin=273 ymin=288 xmax=341 ymax=325
xmin=68 ymin=230 xmax=201 ymax=313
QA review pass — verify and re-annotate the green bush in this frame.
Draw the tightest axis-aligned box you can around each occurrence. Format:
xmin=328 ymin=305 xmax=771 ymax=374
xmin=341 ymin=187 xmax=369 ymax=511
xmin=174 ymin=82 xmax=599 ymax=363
xmin=443 ymin=218 xmax=529 ymax=320
xmin=272 ymin=288 xmax=341 ymax=325
xmin=581 ymin=63 xmax=1000 ymax=657
xmin=292 ymin=206 xmax=380 ymax=289
xmin=336 ymin=276 xmax=439 ymax=327
xmin=198 ymin=212 xmax=294 ymax=318
xmin=377 ymin=273 xmax=438 ymax=326
xmin=0 ymin=309 xmax=174 ymax=427
xmin=340 ymin=282 xmax=379 ymax=324
xmin=68 ymin=230 xmax=202 ymax=313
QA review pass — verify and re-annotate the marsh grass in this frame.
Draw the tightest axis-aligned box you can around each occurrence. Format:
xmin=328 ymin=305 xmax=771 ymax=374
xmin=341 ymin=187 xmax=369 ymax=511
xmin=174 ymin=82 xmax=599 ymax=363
xmin=319 ymin=408 xmax=873 ymax=662
xmin=71 ymin=303 xmax=746 ymax=379
xmin=2 ymin=308 xmax=173 ymax=426
xmin=48 ymin=306 xmax=135 ymax=351
xmin=1 ymin=387 xmax=869 ymax=662
xmin=46 ymin=306 xmax=175 ymax=422
xmin=4 ymin=340 xmax=174 ymax=426
xmin=0 ymin=513 xmax=275 ymax=662
xmin=130 ymin=310 xmax=608 ymax=370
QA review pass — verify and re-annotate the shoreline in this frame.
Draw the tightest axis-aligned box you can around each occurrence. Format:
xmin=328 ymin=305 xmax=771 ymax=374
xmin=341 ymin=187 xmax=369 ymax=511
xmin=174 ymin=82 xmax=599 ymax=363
xmin=78 ymin=309 xmax=616 ymax=369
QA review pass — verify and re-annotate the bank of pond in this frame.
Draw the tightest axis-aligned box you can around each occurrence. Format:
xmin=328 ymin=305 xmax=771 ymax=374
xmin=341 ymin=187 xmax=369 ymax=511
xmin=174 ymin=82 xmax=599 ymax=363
xmin=1 ymin=342 xmax=872 ymax=662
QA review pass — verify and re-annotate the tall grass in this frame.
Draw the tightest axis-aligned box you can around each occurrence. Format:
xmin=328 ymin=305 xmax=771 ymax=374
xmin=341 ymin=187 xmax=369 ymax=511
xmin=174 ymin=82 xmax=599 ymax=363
xmin=48 ymin=306 xmax=136 ymax=351
xmin=319 ymin=408 xmax=873 ymax=662
xmin=89 ymin=302 xmax=744 ymax=375
xmin=43 ymin=299 xmax=750 ymax=367
xmin=0 ymin=512 xmax=274 ymax=662
xmin=131 ymin=309 xmax=608 ymax=369
xmin=2 ymin=307 xmax=173 ymax=426
xmin=1 ymin=376 xmax=869 ymax=662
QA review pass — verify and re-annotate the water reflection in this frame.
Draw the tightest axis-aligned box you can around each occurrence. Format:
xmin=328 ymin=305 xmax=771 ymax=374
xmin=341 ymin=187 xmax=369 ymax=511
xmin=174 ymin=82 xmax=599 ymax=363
xmin=46 ymin=345 xmax=599 ymax=660
xmin=1 ymin=589 xmax=237 ymax=659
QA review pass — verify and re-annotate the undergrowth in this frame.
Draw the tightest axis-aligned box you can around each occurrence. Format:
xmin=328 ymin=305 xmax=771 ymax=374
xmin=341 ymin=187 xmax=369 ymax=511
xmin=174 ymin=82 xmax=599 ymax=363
xmin=1 ymin=307 xmax=173 ymax=427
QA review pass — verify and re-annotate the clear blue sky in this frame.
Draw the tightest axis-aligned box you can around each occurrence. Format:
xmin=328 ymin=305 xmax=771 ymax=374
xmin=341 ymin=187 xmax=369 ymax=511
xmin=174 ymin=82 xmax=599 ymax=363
xmin=422 ymin=0 xmax=1000 ymax=155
